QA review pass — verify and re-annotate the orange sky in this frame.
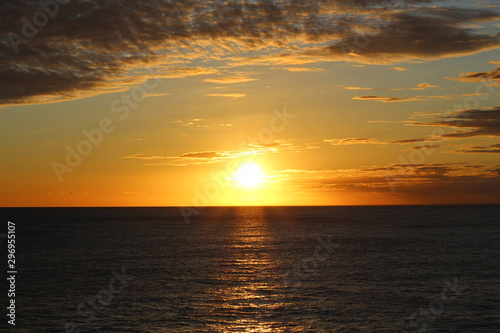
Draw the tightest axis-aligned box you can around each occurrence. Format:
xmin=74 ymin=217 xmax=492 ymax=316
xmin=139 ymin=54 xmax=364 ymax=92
xmin=1 ymin=0 xmax=499 ymax=207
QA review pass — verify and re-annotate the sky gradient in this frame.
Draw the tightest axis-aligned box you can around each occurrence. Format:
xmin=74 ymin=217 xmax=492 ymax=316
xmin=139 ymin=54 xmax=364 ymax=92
xmin=1 ymin=0 xmax=499 ymax=207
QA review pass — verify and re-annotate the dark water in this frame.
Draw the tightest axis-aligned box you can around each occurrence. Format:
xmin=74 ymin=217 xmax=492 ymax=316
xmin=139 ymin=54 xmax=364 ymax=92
xmin=0 ymin=205 xmax=499 ymax=332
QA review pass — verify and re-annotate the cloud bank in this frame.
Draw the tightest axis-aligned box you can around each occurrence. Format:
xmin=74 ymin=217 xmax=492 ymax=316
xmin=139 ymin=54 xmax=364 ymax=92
xmin=1 ymin=0 xmax=499 ymax=106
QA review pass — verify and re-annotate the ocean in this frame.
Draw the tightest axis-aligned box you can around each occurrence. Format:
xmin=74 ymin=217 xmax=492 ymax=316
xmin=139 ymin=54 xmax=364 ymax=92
xmin=0 ymin=205 xmax=499 ymax=332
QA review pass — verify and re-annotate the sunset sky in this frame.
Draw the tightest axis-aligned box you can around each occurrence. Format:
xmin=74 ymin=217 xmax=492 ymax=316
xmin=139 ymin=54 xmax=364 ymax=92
xmin=1 ymin=0 xmax=499 ymax=207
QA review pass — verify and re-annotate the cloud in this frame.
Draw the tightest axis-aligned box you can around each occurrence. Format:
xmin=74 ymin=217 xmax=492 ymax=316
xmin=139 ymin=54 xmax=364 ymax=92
xmin=366 ymin=120 xmax=408 ymax=124
xmin=123 ymin=139 xmax=316 ymax=166
xmin=393 ymin=67 xmax=408 ymax=71
xmin=407 ymin=144 xmax=441 ymax=150
xmin=0 ymin=65 xmax=215 ymax=106
xmin=352 ymin=96 xmax=423 ymax=102
xmin=44 ymin=191 xmax=89 ymax=195
xmin=282 ymin=67 xmax=325 ymax=72
xmin=228 ymin=55 xmax=318 ymax=67
xmin=461 ymin=93 xmax=488 ymax=97
xmin=411 ymin=82 xmax=437 ymax=90
xmin=123 ymin=151 xmax=236 ymax=166
xmin=173 ymin=119 xmax=234 ymax=128
xmin=355 ymin=94 xmax=464 ymax=102
xmin=248 ymin=140 xmax=319 ymax=151
xmin=204 ymin=76 xmax=257 ymax=84
xmin=205 ymin=93 xmax=246 ymax=98
xmin=324 ymin=137 xmax=440 ymax=147
xmin=455 ymin=143 xmax=500 ymax=153
xmin=343 ymin=86 xmax=374 ymax=90
xmin=324 ymin=138 xmax=385 ymax=145
xmin=179 ymin=152 xmax=226 ymax=159
xmin=414 ymin=106 xmax=500 ymax=138
xmin=142 ymin=92 xmax=171 ymax=98
xmin=389 ymin=138 xmax=428 ymax=144
xmin=416 ymin=94 xmax=456 ymax=100
xmin=123 ymin=154 xmax=167 ymax=160
xmin=274 ymin=163 xmax=500 ymax=202
xmin=2 ymin=1 xmax=499 ymax=106
xmin=307 ymin=7 xmax=500 ymax=64
xmin=451 ymin=65 xmax=500 ymax=85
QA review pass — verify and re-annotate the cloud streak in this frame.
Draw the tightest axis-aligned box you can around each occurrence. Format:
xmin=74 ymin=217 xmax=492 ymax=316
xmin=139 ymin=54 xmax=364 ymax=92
xmin=451 ymin=65 xmax=500 ymax=85
xmin=415 ymin=106 xmax=500 ymax=138
xmin=275 ymin=163 xmax=500 ymax=202
xmin=205 ymin=93 xmax=246 ymax=98
xmin=123 ymin=139 xmax=317 ymax=166
xmin=352 ymin=96 xmax=423 ymax=102
xmin=455 ymin=143 xmax=500 ymax=154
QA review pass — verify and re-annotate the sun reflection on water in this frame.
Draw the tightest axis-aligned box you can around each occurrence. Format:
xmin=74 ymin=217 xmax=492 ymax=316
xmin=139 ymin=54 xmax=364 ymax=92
xmin=203 ymin=206 xmax=290 ymax=332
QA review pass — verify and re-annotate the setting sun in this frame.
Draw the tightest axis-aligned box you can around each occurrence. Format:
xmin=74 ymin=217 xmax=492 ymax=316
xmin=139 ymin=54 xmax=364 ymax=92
xmin=233 ymin=163 xmax=265 ymax=188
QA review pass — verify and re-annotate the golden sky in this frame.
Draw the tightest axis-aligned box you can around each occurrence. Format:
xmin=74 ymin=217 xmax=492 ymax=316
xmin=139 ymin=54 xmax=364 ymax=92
xmin=1 ymin=0 xmax=499 ymax=206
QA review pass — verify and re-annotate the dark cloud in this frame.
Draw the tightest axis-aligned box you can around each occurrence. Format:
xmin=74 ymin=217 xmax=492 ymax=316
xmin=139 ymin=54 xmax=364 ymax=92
xmin=1 ymin=1 xmax=498 ymax=106
xmin=415 ymin=107 xmax=500 ymax=138
xmin=407 ymin=144 xmax=441 ymax=150
xmin=324 ymin=137 xmax=384 ymax=145
xmin=180 ymin=152 xmax=225 ymax=159
xmin=455 ymin=143 xmax=500 ymax=154
xmin=324 ymin=137 xmax=439 ymax=146
xmin=308 ymin=7 xmax=500 ymax=63
xmin=389 ymin=138 xmax=427 ymax=144
xmin=278 ymin=163 xmax=500 ymax=203
xmin=452 ymin=65 xmax=500 ymax=84
xmin=352 ymin=95 xmax=423 ymax=102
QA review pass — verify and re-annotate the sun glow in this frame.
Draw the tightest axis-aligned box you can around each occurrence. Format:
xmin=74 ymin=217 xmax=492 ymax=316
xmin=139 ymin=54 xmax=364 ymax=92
xmin=233 ymin=163 xmax=265 ymax=188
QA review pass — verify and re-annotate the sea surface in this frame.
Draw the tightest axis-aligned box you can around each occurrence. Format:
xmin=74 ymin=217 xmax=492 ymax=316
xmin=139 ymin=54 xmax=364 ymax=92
xmin=0 ymin=205 xmax=499 ymax=332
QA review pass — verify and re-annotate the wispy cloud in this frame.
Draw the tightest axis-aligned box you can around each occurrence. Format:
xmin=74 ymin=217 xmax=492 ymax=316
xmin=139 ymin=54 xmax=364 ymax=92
xmin=282 ymin=67 xmax=325 ymax=72
xmin=414 ymin=106 xmax=500 ymax=138
xmin=173 ymin=119 xmax=234 ymax=128
xmin=355 ymin=93 xmax=465 ymax=102
xmin=343 ymin=86 xmax=374 ymax=90
xmin=274 ymin=163 xmax=500 ymax=202
xmin=143 ymin=92 xmax=172 ymax=98
xmin=123 ymin=140 xmax=317 ymax=166
xmin=352 ymin=96 xmax=423 ymax=102
xmin=389 ymin=138 xmax=429 ymax=144
xmin=450 ymin=65 xmax=500 ymax=85
xmin=205 ymin=93 xmax=247 ymax=98
xmin=411 ymin=82 xmax=438 ymax=90
xmin=455 ymin=143 xmax=500 ymax=153
xmin=324 ymin=138 xmax=385 ymax=146
xmin=406 ymin=144 xmax=441 ymax=151
xmin=324 ymin=137 xmax=440 ymax=147
xmin=204 ymin=76 xmax=258 ymax=84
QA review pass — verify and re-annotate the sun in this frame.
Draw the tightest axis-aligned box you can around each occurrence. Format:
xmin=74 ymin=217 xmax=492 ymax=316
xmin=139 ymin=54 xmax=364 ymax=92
xmin=233 ymin=163 xmax=265 ymax=188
